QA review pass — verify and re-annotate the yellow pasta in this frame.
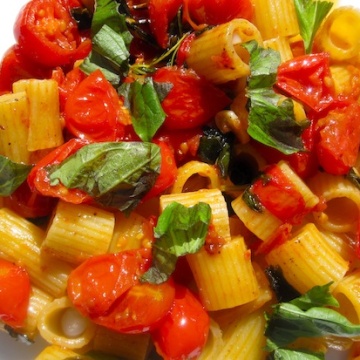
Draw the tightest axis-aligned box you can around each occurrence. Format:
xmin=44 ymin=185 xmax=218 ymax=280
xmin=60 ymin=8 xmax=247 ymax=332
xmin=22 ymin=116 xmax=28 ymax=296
xmin=187 ymin=236 xmax=260 ymax=311
xmin=43 ymin=200 xmax=115 ymax=265
xmin=186 ymin=19 xmax=263 ymax=84
xmin=35 ymin=345 xmax=80 ymax=360
xmin=265 ymin=223 xmax=349 ymax=294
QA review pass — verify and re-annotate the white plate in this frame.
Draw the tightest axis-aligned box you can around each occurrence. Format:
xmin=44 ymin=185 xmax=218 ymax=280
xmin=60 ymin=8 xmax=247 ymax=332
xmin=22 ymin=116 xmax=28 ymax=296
xmin=0 ymin=0 xmax=358 ymax=359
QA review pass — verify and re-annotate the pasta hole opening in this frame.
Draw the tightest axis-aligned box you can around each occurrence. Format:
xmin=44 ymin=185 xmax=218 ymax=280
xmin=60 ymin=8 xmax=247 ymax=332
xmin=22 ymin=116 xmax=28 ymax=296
xmin=324 ymin=197 xmax=358 ymax=227
xmin=335 ymin=292 xmax=359 ymax=324
xmin=329 ymin=16 xmax=359 ymax=51
xmin=182 ymin=174 xmax=212 ymax=192
xmin=232 ymin=30 xmax=250 ymax=64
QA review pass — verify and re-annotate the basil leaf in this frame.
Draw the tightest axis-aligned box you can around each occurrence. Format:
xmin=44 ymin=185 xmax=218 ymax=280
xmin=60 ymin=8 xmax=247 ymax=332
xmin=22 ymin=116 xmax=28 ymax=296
xmin=119 ymin=79 xmax=166 ymax=142
xmin=268 ymin=348 xmax=325 ymax=360
xmin=243 ymin=41 xmax=309 ymax=155
xmin=48 ymin=142 xmax=161 ymax=212
xmin=265 ymin=283 xmax=360 ymax=350
xmin=294 ymin=0 xmax=333 ymax=54
xmin=142 ymin=202 xmax=212 ymax=284
xmin=91 ymin=0 xmax=132 ymax=47
xmin=0 ymin=156 xmax=32 ymax=196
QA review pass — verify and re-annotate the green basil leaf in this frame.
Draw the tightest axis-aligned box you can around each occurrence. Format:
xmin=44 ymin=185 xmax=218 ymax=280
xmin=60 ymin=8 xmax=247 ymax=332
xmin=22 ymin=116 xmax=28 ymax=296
xmin=265 ymin=283 xmax=360 ymax=349
xmin=119 ymin=79 xmax=166 ymax=142
xmin=91 ymin=0 xmax=132 ymax=47
xmin=142 ymin=202 xmax=212 ymax=284
xmin=48 ymin=142 xmax=161 ymax=212
xmin=294 ymin=0 xmax=333 ymax=54
xmin=268 ymin=348 xmax=325 ymax=360
xmin=0 ymin=156 xmax=32 ymax=196
xmin=243 ymin=41 xmax=309 ymax=155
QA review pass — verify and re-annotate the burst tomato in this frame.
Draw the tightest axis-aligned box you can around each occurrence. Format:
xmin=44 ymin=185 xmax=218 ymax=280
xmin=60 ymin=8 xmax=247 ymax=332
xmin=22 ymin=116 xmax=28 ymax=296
xmin=64 ymin=69 xmax=130 ymax=142
xmin=0 ymin=259 xmax=31 ymax=328
xmin=153 ymin=66 xmax=231 ymax=130
xmin=151 ymin=285 xmax=210 ymax=360
xmin=27 ymin=138 xmax=92 ymax=204
xmin=14 ymin=0 xmax=91 ymax=68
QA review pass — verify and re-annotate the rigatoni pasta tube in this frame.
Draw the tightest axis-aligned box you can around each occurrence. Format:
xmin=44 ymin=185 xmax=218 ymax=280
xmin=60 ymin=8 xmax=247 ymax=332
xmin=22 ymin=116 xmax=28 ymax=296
xmin=186 ymin=236 xmax=260 ymax=311
xmin=12 ymin=79 xmax=64 ymax=151
xmin=265 ymin=223 xmax=349 ymax=294
xmin=35 ymin=345 xmax=80 ymax=360
xmin=251 ymin=0 xmax=300 ymax=40
xmin=0 ymin=91 xmax=31 ymax=164
xmin=43 ymin=200 xmax=115 ymax=265
xmin=186 ymin=19 xmax=263 ymax=84
xmin=37 ymin=296 xmax=96 ymax=349
xmin=0 ymin=208 xmax=72 ymax=298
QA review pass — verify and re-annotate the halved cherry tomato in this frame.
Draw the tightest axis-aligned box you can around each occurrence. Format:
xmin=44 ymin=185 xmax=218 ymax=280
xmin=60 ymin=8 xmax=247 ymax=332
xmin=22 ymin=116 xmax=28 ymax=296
xmin=151 ymin=285 xmax=210 ymax=360
xmin=276 ymin=52 xmax=335 ymax=113
xmin=153 ymin=66 xmax=231 ymax=130
xmin=0 ymin=45 xmax=51 ymax=93
xmin=142 ymin=140 xmax=178 ymax=201
xmin=67 ymin=250 xmax=150 ymax=318
xmin=184 ymin=0 xmax=253 ymax=25
xmin=27 ymin=138 xmax=92 ymax=204
xmin=94 ymin=278 xmax=176 ymax=334
xmin=4 ymin=181 xmax=57 ymax=219
xmin=0 ymin=259 xmax=31 ymax=328
xmin=148 ymin=0 xmax=183 ymax=49
xmin=316 ymin=101 xmax=360 ymax=175
xmin=250 ymin=164 xmax=309 ymax=224
xmin=14 ymin=0 xmax=91 ymax=68
xmin=64 ymin=70 xmax=130 ymax=142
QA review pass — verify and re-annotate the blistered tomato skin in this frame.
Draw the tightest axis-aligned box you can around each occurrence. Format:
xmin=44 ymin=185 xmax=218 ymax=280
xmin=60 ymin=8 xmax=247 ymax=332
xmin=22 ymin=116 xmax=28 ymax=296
xmin=14 ymin=0 xmax=91 ymax=68
xmin=151 ymin=285 xmax=210 ymax=360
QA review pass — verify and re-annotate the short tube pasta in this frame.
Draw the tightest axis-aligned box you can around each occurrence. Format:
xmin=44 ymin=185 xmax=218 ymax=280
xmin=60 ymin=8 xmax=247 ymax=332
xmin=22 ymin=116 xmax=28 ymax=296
xmin=186 ymin=19 xmax=263 ymax=84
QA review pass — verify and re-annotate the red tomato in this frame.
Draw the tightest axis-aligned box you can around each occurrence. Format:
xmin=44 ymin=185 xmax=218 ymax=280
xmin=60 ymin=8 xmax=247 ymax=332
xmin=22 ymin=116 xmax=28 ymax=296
xmin=52 ymin=66 xmax=86 ymax=112
xmin=67 ymin=250 xmax=149 ymax=318
xmin=176 ymin=33 xmax=195 ymax=67
xmin=27 ymin=138 xmax=92 ymax=204
xmin=64 ymin=70 xmax=130 ymax=142
xmin=94 ymin=278 xmax=176 ymax=334
xmin=14 ymin=0 xmax=91 ymax=68
xmin=153 ymin=66 xmax=231 ymax=130
xmin=250 ymin=164 xmax=309 ymax=224
xmin=0 ymin=45 xmax=51 ymax=93
xmin=316 ymin=101 xmax=360 ymax=175
xmin=276 ymin=53 xmax=335 ymax=112
xmin=5 ymin=181 xmax=57 ymax=219
xmin=184 ymin=0 xmax=253 ymax=25
xmin=151 ymin=285 xmax=210 ymax=360
xmin=142 ymin=141 xmax=178 ymax=201
xmin=0 ymin=259 xmax=31 ymax=328
xmin=148 ymin=0 xmax=183 ymax=48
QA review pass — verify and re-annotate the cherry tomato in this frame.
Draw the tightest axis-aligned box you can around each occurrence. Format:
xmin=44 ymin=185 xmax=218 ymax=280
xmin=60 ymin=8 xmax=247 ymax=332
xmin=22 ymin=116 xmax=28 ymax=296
xmin=67 ymin=250 xmax=149 ymax=318
xmin=14 ymin=0 xmax=91 ymax=68
xmin=316 ymin=101 xmax=360 ymax=175
xmin=94 ymin=278 xmax=176 ymax=334
xmin=27 ymin=138 xmax=92 ymax=204
xmin=0 ymin=45 xmax=51 ymax=93
xmin=0 ymin=259 xmax=31 ymax=328
xmin=276 ymin=52 xmax=335 ymax=113
xmin=184 ymin=0 xmax=253 ymax=25
xmin=151 ymin=285 xmax=210 ymax=360
xmin=250 ymin=164 xmax=308 ymax=224
xmin=64 ymin=69 xmax=130 ymax=142
xmin=148 ymin=0 xmax=183 ymax=48
xmin=142 ymin=141 xmax=178 ymax=201
xmin=153 ymin=66 xmax=231 ymax=130
xmin=4 ymin=181 xmax=57 ymax=219
xmin=52 ymin=66 xmax=86 ymax=112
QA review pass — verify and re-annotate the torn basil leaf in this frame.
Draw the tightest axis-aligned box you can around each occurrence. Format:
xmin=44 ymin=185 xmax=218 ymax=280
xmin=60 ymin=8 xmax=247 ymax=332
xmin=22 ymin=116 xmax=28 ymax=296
xmin=294 ymin=0 xmax=333 ymax=54
xmin=0 ymin=156 xmax=32 ymax=196
xmin=267 ymin=348 xmax=325 ymax=360
xmin=48 ymin=142 xmax=161 ymax=212
xmin=119 ymin=79 xmax=166 ymax=142
xmin=243 ymin=41 xmax=309 ymax=155
xmin=142 ymin=202 xmax=212 ymax=284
